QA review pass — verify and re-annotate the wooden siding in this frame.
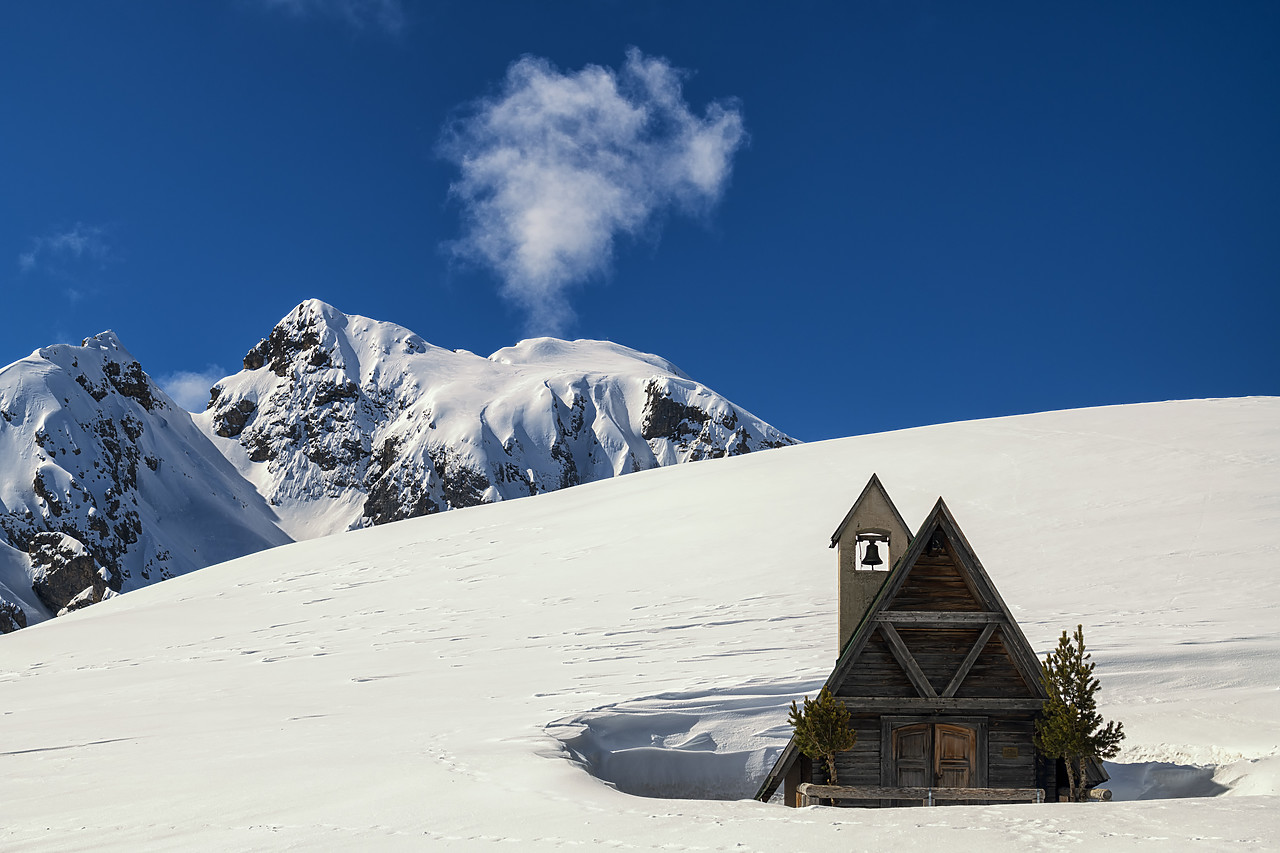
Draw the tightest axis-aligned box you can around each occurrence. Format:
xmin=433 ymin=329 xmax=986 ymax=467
xmin=987 ymin=714 xmax=1038 ymax=788
xmin=952 ymin=631 xmax=1037 ymax=700
xmin=837 ymin=631 xmax=917 ymax=697
xmin=895 ymin=626 xmax=982 ymax=695
xmin=757 ymin=497 xmax=1060 ymax=808
xmin=1037 ymin=752 xmax=1061 ymax=802
xmin=829 ymin=715 xmax=883 ymax=787
xmin=885 ymin=547 xmax=983 ymax=612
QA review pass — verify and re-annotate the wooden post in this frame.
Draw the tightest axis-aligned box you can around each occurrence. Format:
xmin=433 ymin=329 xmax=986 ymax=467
xmin=784 ymin=762 xmax=802 ymax=808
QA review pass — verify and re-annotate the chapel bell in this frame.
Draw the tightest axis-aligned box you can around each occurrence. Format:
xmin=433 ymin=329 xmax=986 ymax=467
xmin=857 ymin=533 xmax=887 ymax=569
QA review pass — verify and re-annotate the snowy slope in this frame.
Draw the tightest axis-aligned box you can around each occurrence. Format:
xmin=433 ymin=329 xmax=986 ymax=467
xmin=1 ymin=397 xmax=1277 ymax=850
xmin=0 ymin=333 xmax=291 ymax=627
xmin=196 ymin=300 xmax=796 ymax=539
xmin=0 ymin=302 xmax=793 ymax=630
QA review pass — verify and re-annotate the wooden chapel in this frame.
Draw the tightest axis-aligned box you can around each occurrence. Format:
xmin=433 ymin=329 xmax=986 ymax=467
xmin=754 ymin=475 xmax=1106 ymax=807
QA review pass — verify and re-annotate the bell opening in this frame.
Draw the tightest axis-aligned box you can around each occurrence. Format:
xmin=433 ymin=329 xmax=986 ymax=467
xmin=856 ymin=533 xmax=890 ymax=572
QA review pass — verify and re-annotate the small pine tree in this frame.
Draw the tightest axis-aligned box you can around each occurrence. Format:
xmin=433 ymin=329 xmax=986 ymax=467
xmin=1034 ymin=625 xmax=1125 ymax=802
xmin=788 ymin=686 xmax=857 ymax=786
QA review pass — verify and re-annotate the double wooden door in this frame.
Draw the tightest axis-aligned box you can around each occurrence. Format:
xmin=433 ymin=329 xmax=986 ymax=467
xmin=891 ymin=722 xmax=977 ymax=788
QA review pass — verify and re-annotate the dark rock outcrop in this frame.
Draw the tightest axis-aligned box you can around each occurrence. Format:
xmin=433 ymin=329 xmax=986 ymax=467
xmin=213 ymin=398 xmax=257 ymax=438
xmin=28 ymin=531 xmax=113 ymax=614
xmin=639 ymin=379 xmax=790 ymax=461
xmin=0 ymin=598 xmax=26 ymax=634
xmin=242 ymin=313 xmax=325 ymax=378
xmin=103 ymin=359 xmax=159 ymax=411
xmin=641 ymin=379 xmax=710 ymax=441
xmin=0 ymin=330 xmax=293 ymax=629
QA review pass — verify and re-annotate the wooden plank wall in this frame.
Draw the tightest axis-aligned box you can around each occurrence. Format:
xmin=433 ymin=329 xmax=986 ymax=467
xmin=953 ymin=632 xmax=1035 ymax=699
xmin=884 ymin=548 xmax=982 ymax=612
xmin=818 ymin=714 xmax=1040 ymax=806
xmin=807 ymin=526 xmax=1048 ymax=807
xmin=895 ymin=626 xmax=981 ymax=693
xmin=836 ymin=633 xmax=917 ymax=697
xmin=829 ymin=715 xmax=883 ymax=788
xmin=987 ymin=714 xmax=1038 ymax=788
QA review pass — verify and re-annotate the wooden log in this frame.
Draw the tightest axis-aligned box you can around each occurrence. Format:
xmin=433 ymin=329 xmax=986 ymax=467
xmin=834 ymin=697 xmax=1045 ymax=712
xmin=877 ymin=623 xmax=938 ymax=698
xmin=876 ymin=611 xmax=1005 ymax=625
xmin=942 ymin=622 xmax=998 ymax=698
xmin=1058 ymin=788 xmax=1114 ymax=802
xmin=797 ymin=783 xmax=1045 ymax=804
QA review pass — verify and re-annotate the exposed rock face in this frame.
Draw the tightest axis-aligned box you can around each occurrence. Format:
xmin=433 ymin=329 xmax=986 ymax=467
xmin=0 ymin=332 xmax=293 ymax=630
xmin=213 ymin=398 xmax=257 ymax=438
xmin=0 ymin=300 xmax=796 ymax=631
xmin=198 ymin=300 xmax=799 ymax=538
xmin=640 ymin=379 xmax=791 ymax=461
xmin=28 ymin=531 xmax=113 ymax=614
xmin=0 ymin=598 xmax=26 ymax=634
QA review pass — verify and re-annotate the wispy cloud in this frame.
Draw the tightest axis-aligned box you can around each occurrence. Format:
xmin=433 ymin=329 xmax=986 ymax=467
xmin=18 ymin=223 xmax=113 ymax=275
xmin=256 ymin=0 xmax=405 ymax=34
xmin=156 ymin=367 xmax=228 ymax=413
xmin=440 ymin=48 xmax=747 ymax=336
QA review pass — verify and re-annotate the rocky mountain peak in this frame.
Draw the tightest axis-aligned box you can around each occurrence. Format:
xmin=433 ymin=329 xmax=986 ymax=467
xmin=33 ymin=331 xmax=165 ymax=412
xmin=199 ymin=302 xmax=797 ymax=539
xmin=2 ymin=300 xmax=796 ymax=631
xmin=239 ymin=299 xmax=348 ymax=378
xmin=0 ymin=333 xmax=292 ymax=629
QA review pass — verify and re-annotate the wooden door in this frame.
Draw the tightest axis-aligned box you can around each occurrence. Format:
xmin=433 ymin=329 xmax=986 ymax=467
xmin=891 ymin=723 xmax=931 ymax=786
xmin=891 ymin=723 xmax=977 ymax=788
xmin=934 ymin=724 xmax=976 ymax=787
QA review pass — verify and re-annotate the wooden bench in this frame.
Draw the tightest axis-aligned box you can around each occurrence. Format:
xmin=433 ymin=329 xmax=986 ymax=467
xmin=796 ymin=782 xmax=1046 ymax=807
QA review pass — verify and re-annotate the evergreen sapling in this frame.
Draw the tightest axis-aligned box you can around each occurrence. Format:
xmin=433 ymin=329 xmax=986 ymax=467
xmin=788 ymin=686 xmax=858 ymax=786
xmin=1034 ymin=624 xmax=1125 ymax=802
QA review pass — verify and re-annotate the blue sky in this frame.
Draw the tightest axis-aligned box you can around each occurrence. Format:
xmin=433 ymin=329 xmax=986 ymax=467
xmin=3 ymin=1 xmax=1276 ymax=441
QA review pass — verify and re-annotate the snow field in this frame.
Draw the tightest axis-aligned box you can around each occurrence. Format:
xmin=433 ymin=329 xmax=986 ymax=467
xmin=1 ymin=397 xmax=1277 ymax=850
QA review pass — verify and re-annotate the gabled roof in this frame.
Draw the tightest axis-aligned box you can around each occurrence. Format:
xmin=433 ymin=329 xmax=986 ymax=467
xmin=755 ymin=497 xmax=1052 ymax=802
xmin=828 ymin=473 xmax=913 ymax=549
xmin=824 ymin=497 xmax=1048 ymax=701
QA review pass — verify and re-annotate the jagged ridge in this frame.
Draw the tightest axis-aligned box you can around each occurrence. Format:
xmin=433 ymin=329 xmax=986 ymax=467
xmin=197 ymin=300 xmax=797 ymax=538
xmin=0 ymin=333 xmax=291 ymax=628
xmin=0 ymin=301 xmax=797 ymax=630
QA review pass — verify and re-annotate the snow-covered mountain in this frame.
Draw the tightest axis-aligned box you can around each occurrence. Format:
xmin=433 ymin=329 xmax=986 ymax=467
xmin=1 ymin=397 xmax=1276 ymax=850
xmin=0 ymin=301 xmax=795 ymax=628
xmin=0 ymin=333 xmax=291 ymax=629
xmin=195 ymin=300 xmax=795 ymax=539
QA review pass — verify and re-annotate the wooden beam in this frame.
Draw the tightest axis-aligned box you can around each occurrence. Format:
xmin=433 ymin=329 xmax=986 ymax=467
xmin=877 ymin=623 xmax=937 ymax=699
xmin=941 ymin=622 xmax=998 ymax=698
xmin=797 ymin=783 xmax=1044 ymax=804
xmin=837 ymin=697 xmax=1045 ymax=711
xmin=875 ymin=611 xmax=1004 ymax=625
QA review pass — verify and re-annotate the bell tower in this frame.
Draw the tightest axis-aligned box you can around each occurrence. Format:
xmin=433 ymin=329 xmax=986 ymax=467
xmin=829 ymin=474 xmax=912 ymax=655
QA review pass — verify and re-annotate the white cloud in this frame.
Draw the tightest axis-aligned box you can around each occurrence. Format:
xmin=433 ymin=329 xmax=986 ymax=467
xmin=256 ymin=0 xmax=405 ymax=34
xmin=440 ymin=48 xmax=747 ymax=336
xmin=18 ymin=223 xmax=112 ymax=275
xmin=157 ymin=367 xmax=228 ymax=413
